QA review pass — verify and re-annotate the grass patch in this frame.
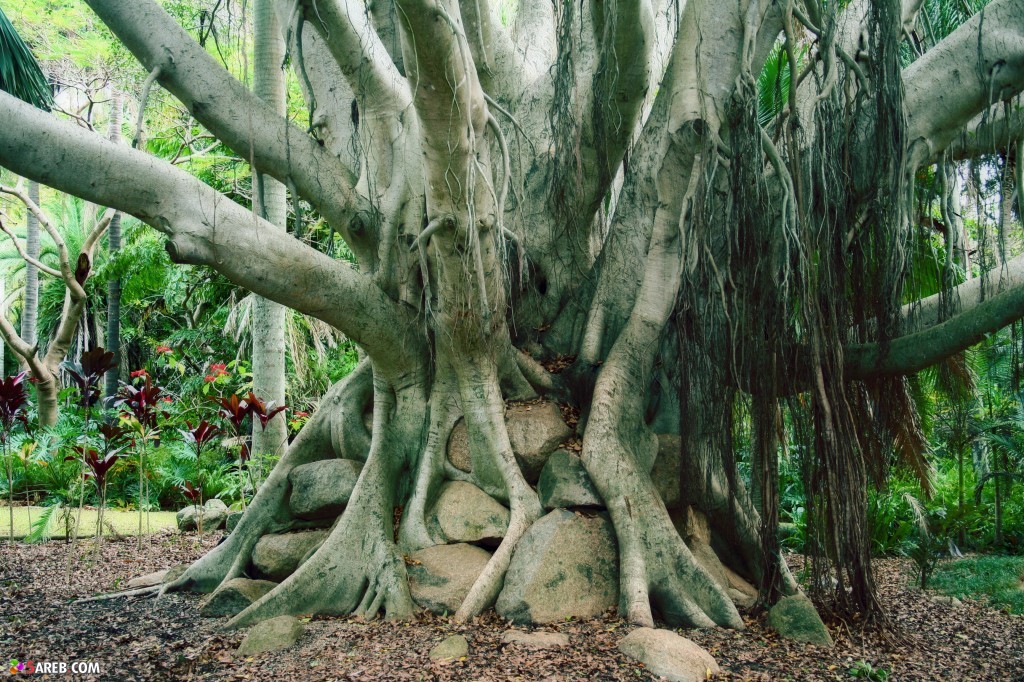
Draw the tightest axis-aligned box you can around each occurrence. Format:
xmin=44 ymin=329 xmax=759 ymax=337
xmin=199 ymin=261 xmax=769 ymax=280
xmin=0 ymin=506 xmax=178 ymax=540
xmin=929 ymin=555 xmax=1024 ymax=615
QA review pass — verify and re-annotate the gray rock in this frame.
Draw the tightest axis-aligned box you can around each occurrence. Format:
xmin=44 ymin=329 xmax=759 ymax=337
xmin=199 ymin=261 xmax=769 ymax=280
xmin=617 ymin=628 xmax=720 ymax=682
xmin=176 ymin=499 xmax=229 ymax=532
xmin=125 ymin=564 xmax=187 ymax=590
xmin=200 ymin=578 xmax=277 ymax=617
xmin=408 ymin=543 xmax=492 ymax=614
xmin=288 ymin=459 xmax=362 ymax=520
xmin=651 ymin=434 xmax=682 ymax=509
xmin=225 ymin=511 xmax=244 ymax=533
xmin=430 ymin=481 xmax=509 ymax=544
xmin=251 ymin=530 xmax=329 ymax=581
xmin=506 ymin=402 xmax=572 ymax=481
xmin=447 ymin=420 xmax=473 ymax=473
xmin=237 ymin=615 xmax=305 ymax=655
xmin=537 ymin=450 xmax=602 ymax=510
xmin=929 ymin=594 xmax=963 ymax=607
xmin=429 ymin=634 xmax=469 ymax=662
xmin=500 ymin=630 xmax=570 ymax=648
xmin=496 ymin=509 xmax=618 ymax=624
xmin=768 ymin=594 xmax=834 ymax=647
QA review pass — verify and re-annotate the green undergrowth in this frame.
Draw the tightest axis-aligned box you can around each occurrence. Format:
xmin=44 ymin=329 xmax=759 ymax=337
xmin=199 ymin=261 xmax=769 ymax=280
xmin=928 ymin=556 xmax=1024 ymax=615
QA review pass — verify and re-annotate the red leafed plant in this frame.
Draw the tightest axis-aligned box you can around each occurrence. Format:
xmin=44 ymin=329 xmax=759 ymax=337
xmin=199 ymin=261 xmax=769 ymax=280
xmin=1 ymin=372 xmax=31 ymax=542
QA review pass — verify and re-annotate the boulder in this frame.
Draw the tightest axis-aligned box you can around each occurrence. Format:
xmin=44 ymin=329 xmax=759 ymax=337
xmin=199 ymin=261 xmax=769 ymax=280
xmin=408 ymin=543 xmax=492 ymax=614
xmin=929 ymin=595 xmax=963 ymax=607
xmin=200 ymin=578 xmax=277 ymax=617
xmin=251 ymin=530 xmax=329 ymax=581
xmin=506 ymin=402 xmax=572 ymax=481
xmin=651 ymin=434 xmax=682 ymax=509
xmin=288 ymin=459 xmax=362 ymax=520
xmin=125 ymin=564 xmax=187 ymax=590
xmin=237 ymin=615 xmax=305 ymax=655
xmin=430 ymin=481 xmax=509 ymax=544
xmin=176 ymin=499 xmax=229 ymax=532
xmin=447 ymin=421 xmax=473 ymax=473
xmin=501 ymin=630 xmax=570 ymax=648
xmin=429 ymin=634 xmax=469 ymax=662
xmin=617 ymin=628 xmax=720 ymax=682
xmin=767 ymin=594 xmax=833 ymax=647
xmin=225 ymin=511 xmax=244 ymax=533
xmin=496 ymin=509 xmax=618 ymax=623
xmin=537 ymin=450 xmax=602 ymax=510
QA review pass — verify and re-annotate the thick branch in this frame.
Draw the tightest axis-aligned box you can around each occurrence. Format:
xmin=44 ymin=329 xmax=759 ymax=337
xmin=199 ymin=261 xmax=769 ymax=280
xmin=0 ymin=92 xmax=425 ymax=383
xmin=847 ymin=279 xmax=1024 ymax=378
xmin=458 ymin=0 xmax=528 ymax=98
xmin=904 ymin=0 xmax=1024 ymax=165
xmin=84 ymin=0 xmax=370 ymax=240
xmin=943 ymin=104 xmax=1024 ymax=162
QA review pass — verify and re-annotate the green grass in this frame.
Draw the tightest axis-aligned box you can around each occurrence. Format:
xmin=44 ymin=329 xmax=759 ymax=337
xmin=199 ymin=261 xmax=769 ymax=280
xmin=929 ymin=556 xmax=1024 ymax=615
xmin=0 ymin=506 xmax=178 ymax=540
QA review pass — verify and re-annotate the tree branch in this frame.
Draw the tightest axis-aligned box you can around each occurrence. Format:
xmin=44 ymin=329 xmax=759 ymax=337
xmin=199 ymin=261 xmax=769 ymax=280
xmin=904 ymin=0 xmax=1024 ymax=166
xmin=0 ymin=211 xmax=61 ymax=278
xmin=84 ymin=0 xmax=372 ymax=243
xmin=458 ymin=0 xmax=528 ymax=98
xmin=0 ymin=92 xmax=425 ymax=382
xmin=942 ymin=103 xmax=1024 ymax=162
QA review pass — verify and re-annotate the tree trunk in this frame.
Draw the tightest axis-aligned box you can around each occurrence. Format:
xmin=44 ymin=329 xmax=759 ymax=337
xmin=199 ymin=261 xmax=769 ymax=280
xmin=249 ymin=0 xmax=288 ymax=461
xmin=21 ymin=180 xmax=40 ymax=356
xmin=104 ymin=92 xmax=123 ymax=400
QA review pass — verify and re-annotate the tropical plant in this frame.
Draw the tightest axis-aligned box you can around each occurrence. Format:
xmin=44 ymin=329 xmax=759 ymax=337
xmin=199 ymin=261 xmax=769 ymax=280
xmin=0 ymin=371 xmax=31 ymax=541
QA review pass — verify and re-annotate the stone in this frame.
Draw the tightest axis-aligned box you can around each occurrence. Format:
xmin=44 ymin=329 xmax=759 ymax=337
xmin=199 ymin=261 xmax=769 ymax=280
xmin=500 ymin=630 xmax=570 ymax=648
xmin=288 ymin=459 xmax=363 ymax=520
xmin=125 ymin=564 xmax=187 ymax=590
xmin=929 ymin=595 xmax=963 ymax=607
xmin=537 ymin=449 xmax=602 ymax=510
xmin=767 ymin=594 xmax=834 ymax=647
xmin=176 ymin=498 xmax=229 ymax=532
xmin=617 ymin=628 xmax=720 ymax=682
xmin=251 ymin=529 xmax=329 ymax=581
xmin=506 ymin=402 xmax=572 ymax=481
xmin=430 ymin=481 xmax=510 ymax=544
xmin=236 ymin=615 xmax=305 ymax=655
xmin=651 ymin=434 xmax=682 ymax=509
xmin=408 ymin=543 xmax=492 ymax=614
xmin=200 ymin=578 xmax=278 ymax=617
xmin=429 ymin=634 xmax=469 ymax=662
xmin=225 ymin=511 xmax=244 ymax=533
xmin=496 ymin=509 xmax=618 ymax=624
xmin=447 ymin=420 xmax=473 ymax=473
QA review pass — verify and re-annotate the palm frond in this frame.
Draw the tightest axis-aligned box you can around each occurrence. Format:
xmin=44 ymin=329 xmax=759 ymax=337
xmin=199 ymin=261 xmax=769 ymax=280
xmin=0 ymin=7 xmax=52 ymax=109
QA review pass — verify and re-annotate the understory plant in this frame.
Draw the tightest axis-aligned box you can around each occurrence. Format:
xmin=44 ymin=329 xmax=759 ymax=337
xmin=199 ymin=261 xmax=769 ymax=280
xmin=0 ymin=372 xmax=30 ymax=541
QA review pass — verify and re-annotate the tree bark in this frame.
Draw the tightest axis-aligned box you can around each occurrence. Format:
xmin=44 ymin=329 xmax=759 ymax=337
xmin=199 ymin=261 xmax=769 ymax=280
xmin=104 ymin=92 xmax=123 ymax=400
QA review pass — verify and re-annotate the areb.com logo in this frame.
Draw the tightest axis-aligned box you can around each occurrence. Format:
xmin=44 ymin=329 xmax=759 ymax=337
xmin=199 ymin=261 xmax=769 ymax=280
xmin=9 ymin=659 xmax=100 ymax=675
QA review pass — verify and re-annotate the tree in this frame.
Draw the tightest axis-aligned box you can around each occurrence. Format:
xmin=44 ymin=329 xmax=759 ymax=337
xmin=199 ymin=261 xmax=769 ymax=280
xmin=0 ymin=0 xmax=1023 ymax=631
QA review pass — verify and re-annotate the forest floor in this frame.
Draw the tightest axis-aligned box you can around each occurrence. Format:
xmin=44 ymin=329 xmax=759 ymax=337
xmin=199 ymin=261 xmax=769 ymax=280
xmin=2 ymin=532 xmax=1023 ymax=681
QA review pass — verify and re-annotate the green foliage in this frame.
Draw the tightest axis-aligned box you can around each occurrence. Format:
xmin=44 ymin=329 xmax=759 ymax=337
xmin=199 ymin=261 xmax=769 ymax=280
xmin=848 ymin=661 xmax=890 ymax=681
xmin=929 ymin=556 xmax=1024 ymax=615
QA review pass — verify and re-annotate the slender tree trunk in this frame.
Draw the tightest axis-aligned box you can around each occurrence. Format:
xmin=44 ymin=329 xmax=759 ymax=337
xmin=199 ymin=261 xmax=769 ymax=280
xmin=0 ymin=275 xmax=6 ymax=373
xmin=21 ymin=181 xmax=40 ymax=357
xmin=249 ymin=0 xmax=288 ymax=461
xmin=104 ymin=92 xmax=123 ymax=401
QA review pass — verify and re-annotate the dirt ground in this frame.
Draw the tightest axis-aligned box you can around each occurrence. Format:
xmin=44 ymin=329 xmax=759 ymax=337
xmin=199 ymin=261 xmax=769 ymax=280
xmin=2 ymin=532 xmax=1023 ymax=681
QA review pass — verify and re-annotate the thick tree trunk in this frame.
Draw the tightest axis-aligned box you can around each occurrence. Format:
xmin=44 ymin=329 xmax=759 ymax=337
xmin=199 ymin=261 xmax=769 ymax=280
xmin=250 ymin=0 xmax=288 ymax=460
xmin=20 ymin=180 xmax=40 ymax=357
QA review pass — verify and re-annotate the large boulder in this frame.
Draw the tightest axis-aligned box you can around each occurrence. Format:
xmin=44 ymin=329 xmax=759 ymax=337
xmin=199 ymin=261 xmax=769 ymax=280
xmin=176 ymin=498 xmax=229 ymax=532
xmin=446 ymin=402 xmax=573 ymax=481
xmin=288 ymin=459 xmax=362 ymax=520
xmin=430 ymin=481 xmax=509 ymax=544
xmin=537 ymin=450 xmax=602 ymax=510
xmin=237 ymin=616 xmax=305 ymax=655
xmin=407 ymin=543 xmax=492 ymax=614
xmin=617 ymin=628 xmax=720 ymax=682
xmin=767 ymin=594 xmax=834 ymax=647
xmin=225 ymin=511 xmax=244 ymax=533
xmin=506 ymin=402 xmax=572 ymax=481
xmin=496 ymin=509 xmax=618 ymax=623
xmin=251 ymin=529 xmax=329 ymax=581
xmin=651 ymin=434 xmax=682 ymax=509
xmin=200 ymin=578 xmax=277 ymax=617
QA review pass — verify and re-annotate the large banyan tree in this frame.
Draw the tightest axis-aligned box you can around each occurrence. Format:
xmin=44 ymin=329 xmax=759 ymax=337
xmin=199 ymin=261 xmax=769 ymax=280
xmin=2 ymin=0 xmax=1024 ymax=629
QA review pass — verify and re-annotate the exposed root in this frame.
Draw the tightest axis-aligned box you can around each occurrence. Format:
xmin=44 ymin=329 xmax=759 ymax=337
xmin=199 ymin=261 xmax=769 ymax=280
xmin=76 ymin=585 xmax=160 ymax=603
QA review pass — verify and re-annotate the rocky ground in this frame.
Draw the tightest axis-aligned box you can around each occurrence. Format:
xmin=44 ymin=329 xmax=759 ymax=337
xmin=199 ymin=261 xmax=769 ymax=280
xmin=2 ymin=532 xmax=1023 ymax=681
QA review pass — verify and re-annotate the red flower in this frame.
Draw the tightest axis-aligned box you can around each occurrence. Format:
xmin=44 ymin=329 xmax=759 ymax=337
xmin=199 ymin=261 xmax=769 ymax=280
xmin=130 ymin=369 xmax=148 ymax=379
xmin=161 ymin=396 xmax=173 ymax=403
xmin=155 ymin=345 xmax=172 ymax=354
xmin=204 ymin=375 xmax=216 ymax=383
xmin=294 ymin=411 xmax=309 ymax=418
